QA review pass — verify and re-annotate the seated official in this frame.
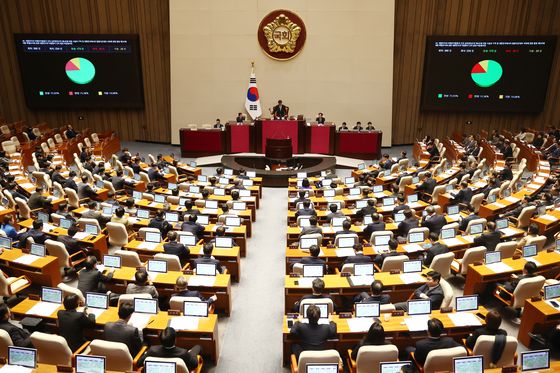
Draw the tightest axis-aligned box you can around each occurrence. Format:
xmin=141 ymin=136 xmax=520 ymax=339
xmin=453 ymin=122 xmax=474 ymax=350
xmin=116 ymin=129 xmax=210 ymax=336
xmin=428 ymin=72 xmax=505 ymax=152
xmin=499 ymin=261 xmax=537 ymax=296
xmin=295 ymin=244 xmax=327 ymax=273
xmin=365 ymin=122 xmax=375 ymax=131
xmin=28 ymin=186 xmax=51 ymax=210
xmin=104 ymin=191 xmax=120 ymax=206
xmin=104 ymin=303 xmax=143 ymax=356
xmin=353 ymin=280 xmax=391 ymax=305
xmin=111 ymin=169 xmax=133 ymax=191
xmin=0 ymin=304 xmax=33 ymax=348
xmin=78 ymin=256 xmax=114 ymax=295
xmin=0 ymin=215 xmax=17 ymax=239
xmin=295 ymin=200 xmax=316 ymax=218
xmin=392 ymin=195 xmax=409 ymax=214
xmin=299 ymin=215 xmax=322 ymax=238
xmin=465 ymin=310 xmax=507 ymax=350
xmin=82 ymin=201 xmax=109 ymax=227
xmin=378 ymin=154 xmax=394 ymax=170
xmin=358 ymin=199 xmax=377 ymax=220
xmin=290 ymin=304 xmax=337 ymax=359
xmin=422 ymin=232 xmax=449 ymax=267
xmin=55 ymin=203 xmax=76 ymax=223
xmin=138 ymin=327 xmax=202 ymax=369
xmin=123 ymin=198 xmax=137 ymax=216
xmin=65 ymin=124 xmax=77 ymax=139
xmin=421 ymin=206 xmax=446 ymax=236
xmin=294 ymin=190 xmax=310 ymax=204
xmin=352 ymin=122 xmax=363 ymax=131
xmin=57 ymin=294 xmax=96 ymax=351
xmin=271 ymin=100 xmax=288 ymax=119
xmin=172 ymin=276 xmax=217 ymax=304
xmin=127 ymin=268 xmax=159 ymax=299
xmin=396 ymin=209 xmax=419 ymax=240
xmin=335 ymin=220 xmax=354 ymax=237
xmin=163 ymin=231 xmax=190 ymax=266
xmin=473 ymin=221 xmax=501 ymax=252
xmin=326 ymin=203 xmax=344 ymax=223
xmin=516 ymin=223 xmax=539 ymax=249
xmin=181 ymin=214 xmax=205 ymax=240
xmin=149 ymin=210 xmax=173 ymax=236
xmin=148 ymin=163 xmax=165 ymax=181
xmin=362 ymin=212 xmax=386 ymax=239
xmin=111 ymin=206 xmax=133 ymax=232
xmin=373 ymin=238 xmax=400 ymax=269
xmin=77 ymin=175 xmax=98 ymax=200
xmin=351 ymin=321 xmax=386 ymax=360
xmin=235 ymin=113 xmax=245 ymax=123
xmin=58 ymin=225 xmax=82 ymax=256
xmin=183 ymin=199 xmax=200 ymax=216
xmin=395 ymin=271 xmax=444 ymax=311
xmin=416 ymin=172 xmax=436 ymax=195
xmin=17 ymin=219 xmax=48 ymax=247
xmin=209 ymin=226 xmax=238 ymax=247
xmin=342 ymin=243 xmax=373 ymax=267
xmin=316 ymin=113 xmax=326 ymax=124
xmin=213 ymin=118 xmax=224 ymax=129
xmin=404 ymin=318 xmax=460 ymax=365
xmin=193 ymin=242 xmax=224 ymax=274
xmin=292 ymin=278 xmax=334 ymax=313
xmin=452 ymin=181 xmax=473 ymax=205
xmin=338 ymin=122 xmax=349 ymax=132
xmin=458 ymin=205 xmax=479 ymax=232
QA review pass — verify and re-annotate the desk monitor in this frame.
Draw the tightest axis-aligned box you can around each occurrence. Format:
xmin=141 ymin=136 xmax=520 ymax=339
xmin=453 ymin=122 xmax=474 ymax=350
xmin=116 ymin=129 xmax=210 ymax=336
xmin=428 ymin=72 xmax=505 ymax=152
xmin=76 ymin=354 xmax=105 ymax=373
xmin=356 ymin=200 xmax=368 ymax=209
xmin=196 ymin=263 xmax=217 ymax=276
xmin=137 ymin=209 xmax=150 ymax=219
xmin=302 ymin=304 xmax=329 ymax=319
xmin=306 ymin=363 xmax=338 ymax=373
xmin=30 ymin=243 xmax=45 ymax=257
xmin=197 ymin=175 xmax=207 ymax=182
xmin=469 ymin=223 xmax=483 ymax=235
xmin=522 ymin=244 xmax=537 ymax=258
xmin=408 ymin=232 xmax=424 ymax=244
xmin=147 ymin=259 xmax=167 ymax=273
xmin=205 ymin=200 xmax=218 ymax=209
xmin=407 ymin=299 xmax=431 ymax=316
xmin=59 ymin=218 xmax=73 ymax=229
xmin=299 ymin=218 xmax=311 ymax=227
xmin=179 ymin=234 xmax=196 ymax=246
xmin=145 ymin=231 xmax=162 ymax=243
xmin=197 ymin=215 xmax=209 ymax=225
xmin=373 ymin=185 xmax=383 ymax=193
xmin=323 ymin=189 xmax=335 ymax=198
xmin=165 ymin=212 xmax=179 ymax=223
xmin=183 ymin=300 xmax=209 ymax=317
xmin=188 ymin=161 xmax=197 ymax=168
xmin=374 ymin=235 xmax=391 ymax=246
xmin=363 ymin=216 xmax=373 ymax=225
xmin=154 ymin=194 xmax=165 ymax=203
xmin=440 ymin=228 xmax=455 ymax=240
xmin=453 ymin=355 xmax=483 ymax=373
xmin=503 ymin=189 xmax=511 ymax=198
xmin=300 ymin=238 xmax=318 ymax=250
xmin=407 ymin=194 xmax=418 ymax=204
xmin=296 ymin=180 xmax=303 ymax=187
xmin=455 ymin=295 xmax=478 ymax=312
xmin=232 ymin=202 xmax=246 ymax=210
xmin=189 ymin=185 xmax=200 ymax=194
xmin=485 ymin=251 xmax=501 ymax=265
xmin=446 ymin=184 xmax=455 ymax=193
xmin=167 ymin=182 xmax=177 ymax=191
xmin=103 ymin=255 xmax=121 ymax=269
xmin=297 ymin=172 xmax=307 ymax=179
xmin=355 ymin=302 xmax=380 ymax=318
xmin=354 ymin=263 xmax=374 ymax=276
xmin=0 ymin=237 xmax=12 ymax=249
xmin=246 ymin=171 xmax=256 ymax=178
xmin=447 ymin=205 xmax=459 ymax=216
xmin=133 ymin=174 xmax=141 ymax=181
xmin=383 ymin=197 xmax=395 ymax=207
xmin=215 ymin=236 xmax=233 ymax=248
xmin=224 ymin=168 xmax=233 ymax=176
xmin=331 ymin=217 xmax=346 ymax=227
xmin=394 ymin=212 xmax=405 ymax=223
xmin=556 ymin=239 xmax=560 ymax=252
xmin=345 ymin=177 xmax=356 ymax=185
xmin=403 ymin=260 xmax=422 ymax=273
xmin=132 ymin=191 xmax=143 ymax=200
xmin=384 ymin=170 xmax=391 ymax=177
xmin=337 ymin=237 xmax=355 ymax=248
xmin=544 ymin=283 xmax=560 ymax=300
xmin=225 ymin=216 xmax=241 ymax=227
xmin=537 ymin=205 xmax=547 ymax=216
xmin=412 ymin=176 xmax=420 ymax=184
xmin=95 ymin=180 xmax=105 ymax=189
xmin=496 ymin=218 xmax=508 ymax=230
xmin=303 ymin=264 xmax=324 ymax=278
xmin=521 ymin=349 xmax=550 ymax=371
xmin=358 ymin=163 xmax=366 ymax=170
xmin=213 ymin=188 xmax=225 ymax=196
xmin=218 ymin=177 xmax=229 ymax=185
xmin=144 ymin=360 xmax=176 ymax=373
xmin=242 ymin=179 xmax=253 ymax=187
xmin=179 ymin=198 xmax=188 ymax=206
xmin=8 ymin=346 xmax=37 ymax=369
xmin=487 ymin=194 xmax=497 ymax=203
xmin=134 ymin=298 xmax=158 ymax=314
xmin=37 ymin=211 xmax=49 ymax=224
xmin=380 ymin=361 xmax=412 ymax=373
xmin=42 ymin=286 xmax=62 ymax=304
xmin=349 ymin=187 xmax=361 ymax=196
xmin=86 ymin=292 xmax=109 ymax=310
xmin=85 ymin=224 xmax=99 ymax=235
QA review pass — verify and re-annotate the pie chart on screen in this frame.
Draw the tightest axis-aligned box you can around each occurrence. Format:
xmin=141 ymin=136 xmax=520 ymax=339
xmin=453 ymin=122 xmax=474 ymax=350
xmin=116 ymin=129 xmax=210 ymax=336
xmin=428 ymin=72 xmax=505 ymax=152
xmin=471 ymin=60 xmax=502 ymax=87
xmin=65 ymin=57 xmax=96 ymax=84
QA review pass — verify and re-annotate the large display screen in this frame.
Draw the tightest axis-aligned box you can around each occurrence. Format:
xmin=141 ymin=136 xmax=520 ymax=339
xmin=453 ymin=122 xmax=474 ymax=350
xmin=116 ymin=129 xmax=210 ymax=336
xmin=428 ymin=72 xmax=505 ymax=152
xmin=420 ymin=36 xmax=556 ymax=112
xmin=14 ymin=34 xmax=144 ymax=109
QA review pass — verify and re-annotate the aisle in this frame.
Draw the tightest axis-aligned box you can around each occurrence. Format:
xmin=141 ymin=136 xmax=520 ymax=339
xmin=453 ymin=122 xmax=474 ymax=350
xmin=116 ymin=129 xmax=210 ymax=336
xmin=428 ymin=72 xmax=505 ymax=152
xmin=208 ymin=187 xmax=288 ymax=372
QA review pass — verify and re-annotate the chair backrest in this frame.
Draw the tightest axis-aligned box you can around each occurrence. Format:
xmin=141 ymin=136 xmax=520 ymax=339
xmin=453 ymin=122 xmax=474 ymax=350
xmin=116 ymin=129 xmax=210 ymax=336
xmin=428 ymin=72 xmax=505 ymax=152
xmin=77 ymin=218 xmax=101 ymax=232
xmin=473 ymin=335 xmax=518 ymax=368
xmin=114 ymin=250 xmax=142 ymax=267
xmin=103 ymin=180 xmax=116 ymax=194
xmin=299 ymin=298 xmax=334 ymax=317
xmin=117 ymin=293 xmax=152 ymax=309
xmin=1 ymin=141 xmax=16 ymax=154
xmin=57 ymin=282 xmax=85 ymax=304
xmin=52 ymin=182 xmax=65 ymax=198
xmin=300 ymin=233 xmax=323 ymax=247
xmin=15 ymin=197 xmax=32 ymax=219
xmin=380 ymin=255 xmax=408 ymax=272
xmin=47 ymin=137 xmax=56 ymax=150
xmin=169 ymin=296 xmax=204 ymax=311
xmin=334 ymin=233 xmax=358 ymax=248
xmin=45 ymin=239 xmax=70 ymax=268
xmin=408 ymin=227 xmax=429 ymax=241
xmin=495 ymin=241 xmax=517 ymax=259
xmin=83 ymin=137 xmax=92 ymax=148
xmin=297 ymin=350 xmax=340 ymax=373
xmin=30 ymin=331 xmax=72 ymax=365
xmin=466 ymin=218 xmax=487 ymax=235
xmin=498 ymin=181 xmax=511 ymax=196
xmin=512 ymin=275 xmax=546 ymax=309
xmin=459 ymin=246 xmax=487 ymax=275
xmin=369 ymin=230 xmax=394 ymax=244
xmin=423 ymin=346 xmax=467 ymax=373
xmin=106 ymin=222 xmax=130 ymax=247
xmin=398 ymin=176 xmax=413 ymax=193
xmin=431 ymin=185 xmax=446 ymax=203
xmin=64 ymin=188 xmax=80 ymax=209
xmin=89 ymin=339 xmax=133 ymax=371
xmin=0 ymin=270 xmax=12 ymax=297
xmin=356 ymin=344 xmax=399 ymax=373
xmin=140 ymin=172 xmax=151 ymax=184
xmin=0 ymin=125 xmax=10 ymax=135
xmin=517 ymin=206 xmax=536 ymax=229
xmin=429 ymin=252 xmax=455 ymax=279
xmin=526 ymin=235 xmax=547 ymax=252
xmin=3 ymin=190 xmax=15 ymax=209
xmin=470 ymin=193 xmax=485 ymax=213
xmin=54 ymin=133 xmax=64 ymax=144
xmin=40 ymin=142 xmax=50 ymax=154
xmin=91 ymin=133 xmax=100 ymax=143
xmin=0 ymin=329 xmax=13 ymax=357
xmin=154 ymin=253 xmax=182 ymax=271
xmin=145 ymin=357 xmax=188 ymax=373
xmin=439 ymin=278 xmax=453 ymax=308
xmin=139 ymin=227 xmax=161 ymax=240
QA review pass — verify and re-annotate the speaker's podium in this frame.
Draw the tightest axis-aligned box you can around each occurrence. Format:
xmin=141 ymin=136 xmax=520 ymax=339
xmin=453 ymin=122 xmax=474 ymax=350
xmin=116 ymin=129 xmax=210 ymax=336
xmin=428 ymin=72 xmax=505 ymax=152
xmin=265 ymin=138 xmax=292 ymax=160
xmin=254 ymin=119 xmax=306 ymax=155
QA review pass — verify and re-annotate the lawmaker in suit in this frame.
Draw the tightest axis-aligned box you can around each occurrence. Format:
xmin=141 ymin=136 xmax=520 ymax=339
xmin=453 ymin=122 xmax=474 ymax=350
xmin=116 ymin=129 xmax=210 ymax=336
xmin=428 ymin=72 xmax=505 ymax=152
xmin=296 ymin=244 xmax=327 ymax=274
xmin=292 ymin=278 xmax=334 ymax=313
xmin=28 ymin=186 xmax=51 ymax=210
xmin=421 ymin=206 xmax=446 ymax=236
xmin=77 ymin=256 xmax=114 ymax=295
xmin=458 ymin=205 xmax=480 ymax=232
xmin=181 ymin=214 xmax=205 ymax=240
xmin=57 ymin=294 xmax=96 ymax=351
xmin=416 ymin=172 xmax=437 ymax=195
xmin=404 ymin=318 xmax=460 ymax=365
xmin=271 ymin=100 xmax=288 ymax=120
xmin=299 ymin=216 xmax=322 ymax=238
xmin=373 ymin=238 xmax=400 ymax=269
xmin=77 ymin=175 xmax=98 ymax=200
xmin=58 ymin=225 xmax=82 ymax=256
xmin=395 ymin=271 xmax=444 ymax=311
xmin=172 ymin=276 xmax=217 ymax=305
xmin=423 ymin=232 xmax=449 ymax=266
xmin=396 ymin=209 xmax=419 ymax=239
xmin=452 ymin=181 xmax=474 ymax=206
xmin=17 ymin=219 xmax=48 ymax=248
xmin=465 ymin=310 xmax=507 ymax=349
xmin=295 ymin=200 xmax=317 ymax=218
xmin=353 ymin=280 xmax=391 ymax=305
xmin=194 ymin=243 xmax=224 ymax=274
xmin=473 ymin=221 xmax=501 ymax=252
xmin=0 ymin=304 xmax=33 ymax=348
xmin=341 ymin=243 xmax=372 ymax=267
xmin=362 ymin=213 xmax=386 ymax=240
xmin=104 ymin=303 xmax=143 ymax=356
xmin=316 ymin=113 xmax=326 ymax=124
xmin=163 ymin=231 xmax=190 ymax=266
xmin=138 ymin=327 xmax=201 ymax=369
xmin=290 ymin=304 xmax=337 ymax=359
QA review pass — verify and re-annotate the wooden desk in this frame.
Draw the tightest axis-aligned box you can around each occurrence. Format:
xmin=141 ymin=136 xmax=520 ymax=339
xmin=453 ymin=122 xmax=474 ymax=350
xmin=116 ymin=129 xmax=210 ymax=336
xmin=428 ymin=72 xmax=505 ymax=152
xmin=0 ymin=248 xmax=61 ymax=287
xmin=518 ymin=299 xmax=560 ymax=347
xmin=531 ymin=208 xmax=560 ymax=236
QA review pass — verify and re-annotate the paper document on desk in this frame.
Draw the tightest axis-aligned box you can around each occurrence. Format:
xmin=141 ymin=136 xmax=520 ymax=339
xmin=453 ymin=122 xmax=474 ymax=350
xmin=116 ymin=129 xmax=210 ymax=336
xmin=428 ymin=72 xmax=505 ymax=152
xmin=500 ymin=228 xmax=518 ymax=236
xmin=335 ymin=248 xmax=356 ymax=257
xmin=504 ymin=196 xmax=520 ymax=203
xmin=346 ymin=317 xmax=374 ymax=332
xmin=462 ymin=235 xmax=475 ymax=243
xmin=404 ymin=316 xmax=430 ymax=331
xmin=473 ymin=181 xmax=487 ymax=188
xmin=448 ymin=312 xmax=482 ymax=327
xmin=27 ymin=301 xmax=60 ymax=317
xmin=296 ymin=278 xmax=314 ymax=288
xmin=534 ymin=177 xmax=546 ymax=183
xmin=13 ymin=255 xmax=40 ymax=265
xmin=526 ymin=183 xmax=541 ymax=190
xmin=486 ymin=262 xmax=513 ymax=273
xmin=492 ymin=203 xmax=506 ymax=209
xmin=188 ymin=275 xmax=216 ymax=287
xmin=128 ymin=217 xmax=139 ymax=224
xmin=373 ymin=192 xmax=387 ymax=199
xmin=0 ymin=365 xmax=33 ymax=373
xmin=42 ymin=223 xmax=56 ymax=232
xmin=349 ymin=275 xmax=375 ymax=286
xmin=540 ymin=214 xmax=557 ymax=222
xmin=441 ymin=238 xmax=464 ymax=247
xmin=169 ymin=316 xmax=200 ymax=331
xmin=18 ymin=183 xmax=35 ymax=189
xmin=147 ymin=272 xmax=160 ymax=282
xmin=321 ymin=227 xmax=335 ymax=234
xmin=373 ymin=245 xmax=389 ymax=254
xmin=400 ymin=273 xmax=425 ymax=284
xmin=402 ymin=244 xmax=423 ymax=253
xmin=525 ymin=257 xmax=541 ymax=266
xmin=77 ymin=306 xmax=106 ymax=318
xmin=128 ymin=313 xmax=152 ymax=329
xmin=138 ymin=242 xmax=159 ymax=250
xmin=73 ymin=232 xmax=90 ymax=240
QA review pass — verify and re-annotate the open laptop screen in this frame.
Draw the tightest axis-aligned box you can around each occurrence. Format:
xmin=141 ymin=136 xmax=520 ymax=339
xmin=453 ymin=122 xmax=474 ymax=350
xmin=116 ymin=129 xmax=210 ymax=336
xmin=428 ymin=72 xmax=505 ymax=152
xmin=8 ymin=346 xmax=37 ymax=368
xmin=407 ymin=299 xmax=431 ymax=316
xmin=521 ymin=349 xmax=549 ymax=371
xmin=403 ymin=260 xmax=422 ymax=273
xmin=134 ymin=298 xmax=158 ymax=314
xmin=453 ymin=356 xmax=483 ymax=373
xmin=303 ymin=265 xmax=324 ymax=278
xmin=355 ymin=302 xmax=380 ymax=318
xmin=183 ymin=300 xmax=209 ymax=317
xmin=354 ymin=263 xmax=374 ymax=276
xmin=76 ymin=354 xmax=105 ymax=373
xmin=455 ymin=295 xmax=478 ymax=312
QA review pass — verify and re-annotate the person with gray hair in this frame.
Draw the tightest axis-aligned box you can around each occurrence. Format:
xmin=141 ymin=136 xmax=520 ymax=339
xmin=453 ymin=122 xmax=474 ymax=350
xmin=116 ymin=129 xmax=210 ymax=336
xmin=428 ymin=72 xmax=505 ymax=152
xmin=421 ymin=205 xmax=446 ymax=235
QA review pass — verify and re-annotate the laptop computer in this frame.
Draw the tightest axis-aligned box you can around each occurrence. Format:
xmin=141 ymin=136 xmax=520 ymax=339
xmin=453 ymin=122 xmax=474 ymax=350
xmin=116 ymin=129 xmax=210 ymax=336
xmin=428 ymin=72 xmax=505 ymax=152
xmin=183 ymin=300 xmax=209 ymax=317
xmin=407 ymin=232 xmax=424 ymax=244
xmin=37 ymin=211 xmax=49 ymax=224
xmin=179 ymin=234 xmax=196 ymax=246
xmin=383 ymin=197 xmax=395 ymax=207
xmin=42 ymin=286 xmax=62 ymax=304
xmin=225 ymin=216 xmax=241 ymax=227
xmin=103 ymin=255 xmax=121 ymax=269
xmin=468 ymin=223 xmax=483 ymax=235
xmin=86 ymin=292 xmax=109 ymax=310
xmin=355 ymin=302 xmax=380 ymax=318
xmin=300 ymin=237 xmax=318 ymax=250
xmin=145 ymin=231 xmax=162 ymax=243
xmin=303 ymin=265 xmax=324 ymax=278
xmin=75 ymin=354 xmax=105 ymax=373
xmin=522 ymin=244 xmax=537 ymax=258
xmin=453 ymin=355 xmax=483 ymax=373
xmin=197 ymin=215 xmax=209 ymax=225
xmin=8 ymin=346 xmax=37 ymax=369
xmin=59 ymin=218 xmax=73 ymax=229
xmin=495 ymin=218 xmax=509 ymax=230
xmin=147 ymin=259 xmax=168 ymax=273
xmin=403 ymin=260 xmax=422 ymax=273
xmin=189 ymin=185 xmax=200 ymax=194
xmin=214 ymin=188 xmax=225 ymax=196
xmin=134 ymin=298 xmax=158 ymax=315
xmin=205 ymin=200 xmax=218 ymax=209
xmin=154 ymin=194 xmax=166 ymax=203
xmin=196 ymin=263 xmax=217 ymax=276
xmin=137 ymin=209 xmax=150 ymax=219
xmin=337 ymin=237 xmax=355 ymax=248
xmin=379 ymin=361 xmax=412 ymax=373
xmin=374 ymin=235 xmax=391 ymax=247
xmin=356 ymin=200 xmax=368 ymax=209
xmin=144 ymin=360 xmax=176 ymax=373
xmin=407 ymin=194 xmax=418 ymax=204
xmin=354 ymin=263 xmax=374 ymax=276
xmin=197 ymin=175 xmax=207 ymax=182
xmin=407 ymin=299 xmax=431 ymax=316
xmin=323 ymin=189 xmax=336 ymax=198
xmin=455 ymin=295 xmax=478 ymax=312
xmin=447 ymin=205 xmax=459 ymax=217
xmin=165 ymin=212 xmax=179 ymax=223
xmin=215 ymin=236 xmax=233 ymax=248
xmin=30 ymin=243 xmax=46 ymax=257
xmin=520 ymin=349 xmax=550 ymax=371
xmin=544 ymin=283 xmax=560 ymax=301
xmin=85 ymin=224 xmax=99 ymax=235
xmin=393 ymin=212 xmax=405 ymax=223
xmin=302 ymin=304 xmax=329 ymax=319
xmin=485 ymin=251 xmax=501 ymax=264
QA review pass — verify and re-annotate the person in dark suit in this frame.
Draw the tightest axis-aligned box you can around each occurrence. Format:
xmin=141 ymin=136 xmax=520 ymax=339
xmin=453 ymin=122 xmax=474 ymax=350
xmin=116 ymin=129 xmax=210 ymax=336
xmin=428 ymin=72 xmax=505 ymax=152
xmin=404 ymin=318 xmax=461 ymax=365
xmin=421 ymin=206 xmax=446 ymax=236
xmin=58 ymin=225 xmax=82 ymax=256
xmin=352 ymin=122 xmax=363 ymax=131
xmin=64 ymin=171 xmax=79 ymax=192
xmin=235 ymin=113 xmax=245 ymax=123
xmin=290 ymin=304 xmax=337 ymax=359
xmin=473 ymin=221 xmax=501 ymax=252
xmin=342 ymin=243 xmax=373 ymax=267
xmin=452 ymin=181 xmax=473 ymax=205
xmin=292 ymin=278 xmax=334 ymax=313
xmin=138 ymin=327 xmax=201 ymax=369
xmin=77 ymin=175 xmax=97 ymax=200
xmin=423 ymin=232 xmax=449 ymax=266
xmin=326 ymin=203 xmax=345 ymax=223
xmin=7 ymin=182 xmax=28 ymax=202
xmin=498 ymin=163 xmax=514 ymax=181
xmin=77 ymin=256 xmax=114 ymax=295
xmin=111 ymin=170 xmax=132 ymax=191
xmin=315 ymin=113 xmax=326 ymax=124
xmin=213 ymin=118 xmax=224 ymax=129
xmin=57 ymin=294 xmax=96 ymax=351
xmin=296 ymin=244 xmax=327 ymax=273
xmin=0 ymin=304 xmax=33 ymax=347
xmin=454 ymin=162 xmax=468 ymax=184
xmin=373 ymin=238 xmax=400 ymax=269
xmin=459 ymin=205 xmax=480 ymax=232
xmin=293 ymin=190 xmax=310 ymax=205
xmin=194 ymin=243 xmax=224 ymax=274
xmin=395 ymin=271 xmax=444 ymax=311
xmin=181 ymin=214 xmax=205 ymax=240
xmin=416 ymin=172 xmax=436 ymax=195
xmin=295 ymin=200 xmax=317 ymax=218
xmin=104 ymin=303 xmax=143 ymax=356
xmin=271 ymin=100 xmax=288 ymax=119
xmin=163 ymin=231 xmax=190 ymax=266
xmin=500 ymin=261 xmax=538 ymax=295
xmin=502 ymin=141 xmax=513 ymax=159
xmin=182 ymin=199 xmax=200 ymax=216
xmin=396 ymin=209 xmax=419 ymax=239
xmin=362 ymin=213 xmax=386 ymax=240
xmin=148 ymin=164 xmax=165 ymax=182
xmin=148 ymin=210 xmax=173 ymax=236
xmin=466 ymin=310 xmax=507 ymax=349
xmin=351 ymin=321 xmax=386 ymax=360
xmin=358 ymin=199 xmax=377 ymax=221
xmin=172 ymin=276 xmax=217 ymax=304
xmin=334 ymin=220 xmax=354 ymax=237
xmin=51 ymin=165 xmax=66 ymax=186
xmin=299 ymin=216 xmax=322 ymax=238
xmin=17 ymin=219 xmax=48 ymax=248
xmin=338 ymin=122 xmax=349 ymax=132
xmin=64 ymin=125 xmax=77 ymax=139
xmin=378 ymin=153 xmax=394 ymax=170
xmin=392 ymin=195 xmax=409 ymax=214
xmin=28 ymin=186 xmax=51 ymax=210
xmin=353 ymin=280 xmax=391 ymax=305
xmin=365 ymin=122 xmax=375 ymax=131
